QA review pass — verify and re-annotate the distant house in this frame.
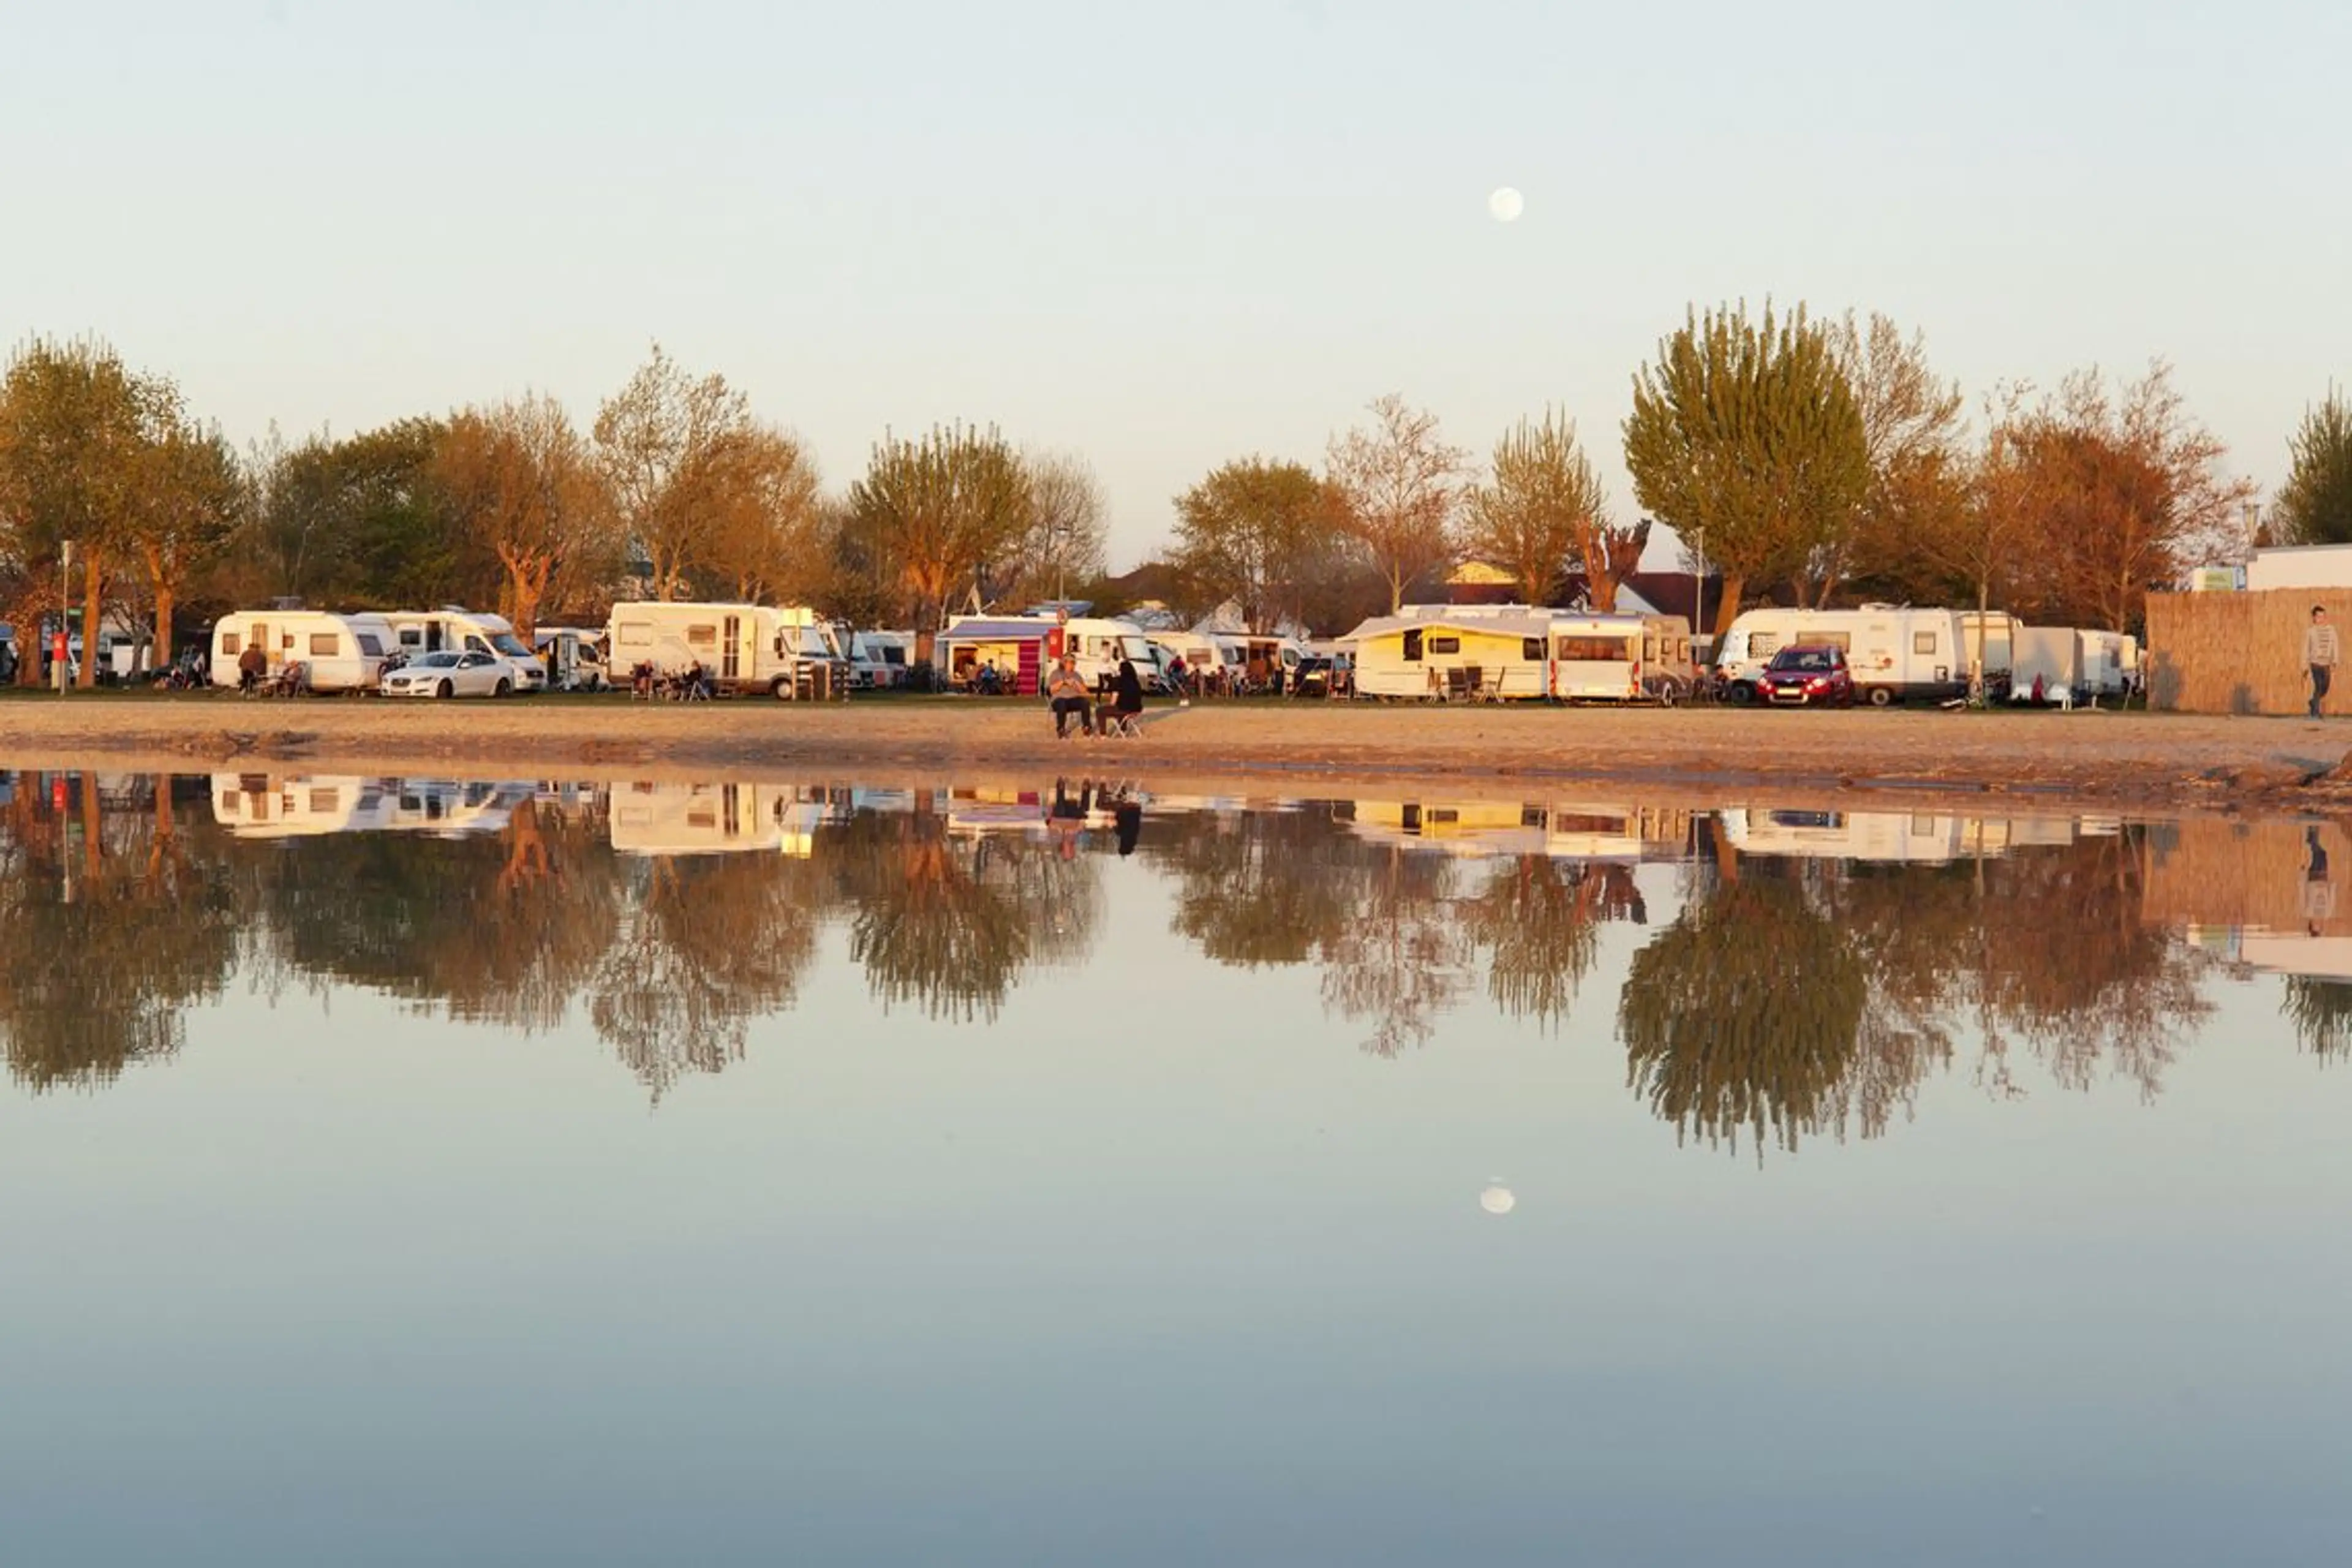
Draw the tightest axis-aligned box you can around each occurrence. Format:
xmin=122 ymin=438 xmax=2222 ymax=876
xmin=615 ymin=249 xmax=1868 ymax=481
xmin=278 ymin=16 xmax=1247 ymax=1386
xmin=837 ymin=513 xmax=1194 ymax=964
xmin=2245 ymin=545 xmax=2352 ymax=592
xmin=1446 ymin=560 xmax=1522 ymax=605
xmin=1561 ymin=571 xmax=1727 ymax=640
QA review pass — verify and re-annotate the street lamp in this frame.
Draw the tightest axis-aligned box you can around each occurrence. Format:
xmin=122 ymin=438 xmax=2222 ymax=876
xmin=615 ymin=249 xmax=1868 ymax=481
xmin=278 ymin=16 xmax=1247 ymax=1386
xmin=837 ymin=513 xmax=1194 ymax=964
xmin=56 ymin=538 xmax=73 ymax=694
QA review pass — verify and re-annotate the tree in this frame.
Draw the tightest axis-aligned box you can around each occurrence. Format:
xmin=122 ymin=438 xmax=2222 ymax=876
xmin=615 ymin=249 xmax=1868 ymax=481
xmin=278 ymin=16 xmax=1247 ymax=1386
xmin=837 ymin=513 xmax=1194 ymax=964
xmin=1171 ymin=457 xmax=1330 ymax=633
xmin=2003 ymin=363 xmax=2253 ymax=632
xmin=124 ymin=398 xmax=241 ymax=669
xmin=1019 ymin=451 xmax=1109 ymax=606
xmin=701 ymin=424 xmax=828 ymax=606
xmin=844 ymin=423 xmax=1031 ymax=663
xmin=0 ymin=337 xmax=154 ymax=687
xmin=2272 ymin=386 xmax=2352 ymax=547
xmin=1464 ymin=408 xmax=1644 ymax=608
xmin=1624 ymin=302 xmax=1869 ymax=635
xmin=234 ymin=418 xmax=456 ymax=609
xmin=592 ymin=343 xmax=755 ymax=600
xmin=435 ymin=393 xmax=616 ymax=641
xmin=1820 ymin=312 xmax=1969 ymax=605
xmin=1326 ymin=394 xmax=1466 ymax=613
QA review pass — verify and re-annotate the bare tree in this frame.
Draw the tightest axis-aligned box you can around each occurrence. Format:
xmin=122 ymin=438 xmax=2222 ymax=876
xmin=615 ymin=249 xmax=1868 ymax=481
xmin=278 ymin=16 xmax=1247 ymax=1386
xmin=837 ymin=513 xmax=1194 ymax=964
xmin=1326 ymin=394 xmax=1466 ymax=613
xmin=1019 ymin=450 xmax=1109 ymax=605
xmin=1821 ymin=311 xmax=1968 ymax=605
xmin=1465 ymin=407 xmax=1646 ymax=608
xmin=592 ymin=343 xmax=753 ymax=600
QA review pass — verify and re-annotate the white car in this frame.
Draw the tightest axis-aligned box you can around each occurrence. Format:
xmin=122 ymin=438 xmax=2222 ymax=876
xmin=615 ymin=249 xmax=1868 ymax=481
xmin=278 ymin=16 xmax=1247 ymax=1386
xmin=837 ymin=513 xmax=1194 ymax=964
xmin=380 ymin=649 xmax=524 ymax=699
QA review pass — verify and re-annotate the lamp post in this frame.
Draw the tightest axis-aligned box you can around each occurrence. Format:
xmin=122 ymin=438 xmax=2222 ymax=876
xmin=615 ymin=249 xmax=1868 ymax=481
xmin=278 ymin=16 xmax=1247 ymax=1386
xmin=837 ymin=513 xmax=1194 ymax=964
xmin=1692 ymin=527 xmax=1706 ymax=661
xmin=56 ymin=539 xmax=73 ymax=694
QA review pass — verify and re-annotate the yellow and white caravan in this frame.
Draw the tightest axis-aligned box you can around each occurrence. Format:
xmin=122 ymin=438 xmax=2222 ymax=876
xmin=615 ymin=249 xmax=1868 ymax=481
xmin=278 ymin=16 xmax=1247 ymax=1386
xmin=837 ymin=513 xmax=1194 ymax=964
xmin=1346 ymin=609 xmax=1556 ymax=700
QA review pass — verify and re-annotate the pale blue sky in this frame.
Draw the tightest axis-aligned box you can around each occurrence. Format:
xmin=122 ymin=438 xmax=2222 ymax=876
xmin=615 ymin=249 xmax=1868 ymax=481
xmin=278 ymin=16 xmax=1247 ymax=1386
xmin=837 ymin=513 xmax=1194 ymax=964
xmin=3 ymin=0 xmax=2343 ymax=569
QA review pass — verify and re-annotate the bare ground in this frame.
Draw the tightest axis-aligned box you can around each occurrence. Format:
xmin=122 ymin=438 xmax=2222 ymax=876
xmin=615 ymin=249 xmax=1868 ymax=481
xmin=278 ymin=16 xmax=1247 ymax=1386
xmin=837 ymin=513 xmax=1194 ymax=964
xmin=4 ymin=690 xmax=2350 ymax=815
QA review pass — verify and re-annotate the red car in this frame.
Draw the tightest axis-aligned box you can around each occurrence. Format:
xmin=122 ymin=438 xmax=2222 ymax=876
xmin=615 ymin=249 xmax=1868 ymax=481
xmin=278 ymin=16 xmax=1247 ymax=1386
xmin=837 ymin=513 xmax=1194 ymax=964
xmin=1757 ymin=644 xmax=1856 ymax=707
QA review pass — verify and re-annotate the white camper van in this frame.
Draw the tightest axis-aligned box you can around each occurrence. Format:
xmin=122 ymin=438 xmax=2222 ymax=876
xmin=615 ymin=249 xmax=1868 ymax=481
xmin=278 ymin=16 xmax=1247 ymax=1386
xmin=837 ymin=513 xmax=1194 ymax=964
xmin=382 ymin=608 xmax=548 ymax=692
xmin=1716 ymin=606 xmax=1968 ymax=706
xmin=848 ymin=630 xmax=914 ymax=689
xmin=210 ymin=611 xmax=398 ymax=693
xmin=532 ymin=627 xmax=609 ymax=692
xmin=603 ymin=601 xmax=848 ymax=698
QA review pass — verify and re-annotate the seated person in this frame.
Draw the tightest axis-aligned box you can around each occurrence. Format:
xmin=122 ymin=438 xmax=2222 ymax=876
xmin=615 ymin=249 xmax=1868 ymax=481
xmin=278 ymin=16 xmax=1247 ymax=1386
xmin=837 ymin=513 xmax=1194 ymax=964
xmin=1095 ymin=658 xmax=1146 ymax=733
xmin=1046 ymin=654 xmax=1093 ymax=737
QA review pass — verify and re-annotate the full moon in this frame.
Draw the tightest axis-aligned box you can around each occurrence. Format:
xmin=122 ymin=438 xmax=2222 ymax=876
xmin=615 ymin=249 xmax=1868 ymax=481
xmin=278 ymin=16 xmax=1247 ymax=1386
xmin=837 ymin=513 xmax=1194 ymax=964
xmin=1488 ymin=187 xmax=1524 ymax=223
xmin=1480 ymin=1185 xmax=1516 ymax=1215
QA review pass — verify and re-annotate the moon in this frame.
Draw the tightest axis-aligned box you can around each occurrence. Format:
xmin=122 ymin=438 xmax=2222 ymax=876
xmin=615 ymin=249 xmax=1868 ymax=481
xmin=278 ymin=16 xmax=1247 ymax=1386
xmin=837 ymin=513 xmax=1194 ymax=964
xmin=1480 ymin=1185 xmax=1516 ymax=1215
xmin=1488 ymin=187 xmax=1524 ymax=224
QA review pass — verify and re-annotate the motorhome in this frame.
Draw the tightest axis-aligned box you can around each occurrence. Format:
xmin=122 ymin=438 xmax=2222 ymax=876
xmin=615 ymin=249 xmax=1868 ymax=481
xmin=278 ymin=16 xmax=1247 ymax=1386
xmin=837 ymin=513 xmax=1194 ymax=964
xmin=210 ymin=774 xmax=530 ymax=838
xmin=533 ymin=627 xmax=609 ymax=692
xmin=209 ymin=611 xmax=398 ymax=693
xmin=1718 ymin=807 xmax=1971 ymax=864
xmin=382 ymin=608 xmax=548 ymax=692
xmin=603 ymin=601 xmax=847 ymax=699
xmin=1716 ymin=606 xmax=1971 ymax=706
xmin=941 ymin=615 xmax=1161 ymax=694
xmin=847 ymin=629 xmax=915 ymax=689
xmin=1546 ymin=612 xmax=1695 ymax=702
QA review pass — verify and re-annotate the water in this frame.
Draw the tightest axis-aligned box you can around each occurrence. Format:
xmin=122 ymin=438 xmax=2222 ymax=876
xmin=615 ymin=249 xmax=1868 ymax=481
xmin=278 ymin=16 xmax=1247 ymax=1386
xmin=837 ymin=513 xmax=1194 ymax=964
xmin=4 ymin=770 xmax=2350 ymax=1567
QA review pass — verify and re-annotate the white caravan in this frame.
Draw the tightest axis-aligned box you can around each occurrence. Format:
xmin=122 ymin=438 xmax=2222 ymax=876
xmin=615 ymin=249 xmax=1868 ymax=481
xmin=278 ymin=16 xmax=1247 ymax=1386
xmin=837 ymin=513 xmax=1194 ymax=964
xmin=607 ymin=780 xmax=826 ymax=856
xmin=382 ymin=608 xmax=548 ymax=692
xmin=209 ymin=611 xmax=398 ymax=693
xmin=1716 ymin=605 xmax=1970 ymax=706
xmin=1548 ymin=612 xmax=1696 ymax=702
xmin=2010 ymin=627 xmax=2138 ymax=704
xmin=603 ymin=600 xmax=848 ymax=698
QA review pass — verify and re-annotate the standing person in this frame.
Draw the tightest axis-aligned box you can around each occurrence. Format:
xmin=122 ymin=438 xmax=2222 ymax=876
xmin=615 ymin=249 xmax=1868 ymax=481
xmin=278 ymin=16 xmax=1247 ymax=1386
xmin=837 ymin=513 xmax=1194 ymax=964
xmin=237 ymin=638 xmax=266 ymax=694
xmin=2309 ymin=605 xmax=2340 ymax=718
xmin=1047 ymin=653 xmax=1093 ymax=737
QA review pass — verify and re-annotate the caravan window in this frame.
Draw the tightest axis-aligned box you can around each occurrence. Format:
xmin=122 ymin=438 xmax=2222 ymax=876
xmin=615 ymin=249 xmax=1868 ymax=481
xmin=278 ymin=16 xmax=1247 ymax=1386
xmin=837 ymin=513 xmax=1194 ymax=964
xmin=619 ymin=624 xmax=650 ymax=647
xmin=1913 ymin=630 xmax=1938 ymax=654
xmin=357 ymin=632 xmax=385 ymax=656
xmin=1751 ymin=633 xmax=1779 ymax=657
xmin=1521 ymin=637 xmax=1544 ymax=662
xmin=1403 ymin=629 xmax=1423 ymax=662
xmin=222 ymin=632 xmax=242 ymax=655
xmin=686 ymin=624 xmax=718 ymax=647
xmin=1556 ymin=635 xmax=1631 ymax=662
xmin=1796 ymin=630 xmax=1852 ymax=652
xmin=1428 ymin=635 xmax=1461 ymax=655
xmin=309 ymin=633 xmax=339 ymax=656
xmin=281 ymin=633 xmax=297 ymax=650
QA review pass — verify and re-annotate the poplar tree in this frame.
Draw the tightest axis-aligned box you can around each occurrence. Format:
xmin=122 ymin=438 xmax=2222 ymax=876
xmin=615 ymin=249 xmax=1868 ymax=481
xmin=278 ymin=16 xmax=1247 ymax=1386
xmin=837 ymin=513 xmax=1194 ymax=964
xmin=2273 ymin=386 xmax=2352 ymax=547
xmin=1623 ymin=303 xmax=1869 ymax=635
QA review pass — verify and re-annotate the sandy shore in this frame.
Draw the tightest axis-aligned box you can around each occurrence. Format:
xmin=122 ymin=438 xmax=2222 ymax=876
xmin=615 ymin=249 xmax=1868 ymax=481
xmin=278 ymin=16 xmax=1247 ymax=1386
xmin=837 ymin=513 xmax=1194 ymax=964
xmin=6 ymin=690 xmax=2352 ymax=815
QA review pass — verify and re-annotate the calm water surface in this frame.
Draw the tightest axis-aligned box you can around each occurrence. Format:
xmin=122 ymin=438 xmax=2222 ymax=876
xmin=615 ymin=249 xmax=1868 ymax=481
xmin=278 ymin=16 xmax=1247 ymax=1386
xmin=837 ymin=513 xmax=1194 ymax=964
xmin=4 ymin=770 xmax=2350 ymax=1567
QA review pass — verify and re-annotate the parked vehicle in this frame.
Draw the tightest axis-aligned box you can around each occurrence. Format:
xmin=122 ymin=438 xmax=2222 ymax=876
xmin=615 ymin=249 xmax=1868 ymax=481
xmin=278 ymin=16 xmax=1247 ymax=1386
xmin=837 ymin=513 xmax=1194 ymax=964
xmin=532 ymin=627 xmax=609 ymax=692
xmin=1348 ymin=610 xmax=1555 ymax=699
xmin=603 ymin=600 xmax=846 ymax=699
xmin=940 ymin=615 xmax=1160 ymax=695
xmin=383 ymin=608 xmax=548 ymax=692
xmin=1717 ymin=605 xmax=1970 ymax=706
xmin=210 ymin=611 xmax=398 ymax=693
xmin=848 ymin=629 xmax=914 ymax=689
xmin=380 ymin=649 xmax=524 ymax=698
xmin=1546 ymin=612 xmax=1695 ymax=703
xmin=1756 ymin=644 xmax=1856 ymax=706
xmin=1292 ymin=652 xmax=1354 ymax=698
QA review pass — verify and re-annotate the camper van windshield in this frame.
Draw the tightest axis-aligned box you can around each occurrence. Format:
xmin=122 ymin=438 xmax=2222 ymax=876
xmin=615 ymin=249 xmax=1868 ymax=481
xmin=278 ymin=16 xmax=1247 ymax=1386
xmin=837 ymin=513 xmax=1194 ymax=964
xmin=490 ymin=633 xmax=534 ymax=659
xmin=1116 ymin=635 xmax=1153 ymax=662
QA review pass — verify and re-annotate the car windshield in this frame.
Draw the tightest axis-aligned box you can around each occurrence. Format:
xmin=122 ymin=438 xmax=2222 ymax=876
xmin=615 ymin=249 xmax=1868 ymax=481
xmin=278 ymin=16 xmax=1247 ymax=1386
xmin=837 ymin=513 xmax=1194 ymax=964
xmin=409 ymin=652 xmax=461 ymax=668
xmin=1770 ymin=648 xmax=1838 ymax=673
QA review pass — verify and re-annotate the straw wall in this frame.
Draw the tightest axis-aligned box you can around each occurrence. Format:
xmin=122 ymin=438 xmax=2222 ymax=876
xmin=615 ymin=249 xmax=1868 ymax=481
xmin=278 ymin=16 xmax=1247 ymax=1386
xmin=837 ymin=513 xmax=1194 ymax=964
xmin=2146 ymin=588 xmax=2352 ymax=714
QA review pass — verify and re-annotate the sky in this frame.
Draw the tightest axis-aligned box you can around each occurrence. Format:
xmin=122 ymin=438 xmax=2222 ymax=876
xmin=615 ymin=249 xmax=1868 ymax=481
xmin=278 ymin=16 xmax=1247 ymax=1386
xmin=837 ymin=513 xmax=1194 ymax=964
xmin=3 ymin=0 xmax=2346 ymax=572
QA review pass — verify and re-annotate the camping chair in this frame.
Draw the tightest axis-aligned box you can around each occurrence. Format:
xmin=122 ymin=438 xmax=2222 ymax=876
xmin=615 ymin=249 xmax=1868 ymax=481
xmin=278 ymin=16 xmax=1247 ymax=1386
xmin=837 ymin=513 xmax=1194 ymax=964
xmin=1099 ymin=704 xmax=1145 ymax=739
xmin=262 ymin=661 xmax=310 ymax=698
xmin=1446 ymin=666 xmax=1475 ymax=703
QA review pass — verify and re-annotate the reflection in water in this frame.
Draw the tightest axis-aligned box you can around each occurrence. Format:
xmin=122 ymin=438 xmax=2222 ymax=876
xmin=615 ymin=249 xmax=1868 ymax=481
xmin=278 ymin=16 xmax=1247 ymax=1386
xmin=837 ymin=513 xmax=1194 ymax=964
xmin=0 ymin=771 xmax=2337 ymax=1144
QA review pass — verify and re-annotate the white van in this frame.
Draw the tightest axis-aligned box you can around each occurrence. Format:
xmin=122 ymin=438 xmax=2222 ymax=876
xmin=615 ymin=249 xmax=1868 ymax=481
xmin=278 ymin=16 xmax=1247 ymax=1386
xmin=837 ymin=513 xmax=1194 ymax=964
xmin=1716 ymin=605 xmax=1968 ymax=706
xmin=848 ymin=630 xmax=914 ymax=689
xmin=533 ymin=627 xmax=609 ymax=692
xmin=210 ymin=611 xmax=398 ymax=693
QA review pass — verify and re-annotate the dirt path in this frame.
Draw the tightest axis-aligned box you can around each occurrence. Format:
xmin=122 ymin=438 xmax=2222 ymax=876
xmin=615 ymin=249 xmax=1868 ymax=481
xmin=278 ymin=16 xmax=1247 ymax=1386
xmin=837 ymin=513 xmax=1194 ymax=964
xmin=4 ymin=692 xmax=2349 ymax=813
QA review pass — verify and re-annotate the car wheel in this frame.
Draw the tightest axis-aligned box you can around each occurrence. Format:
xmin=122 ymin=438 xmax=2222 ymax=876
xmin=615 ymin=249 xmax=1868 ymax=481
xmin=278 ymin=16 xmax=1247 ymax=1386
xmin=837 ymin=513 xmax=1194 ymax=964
xmin=494 ymin=677 xmax=512 ymax=698
xmin=1728 ymin=681 xmax=1756 ymax=706
xmin=436 ymin=679 xmax=454 ymax=699
xmin=1867 ymin=685 xmax=1893 ymax=707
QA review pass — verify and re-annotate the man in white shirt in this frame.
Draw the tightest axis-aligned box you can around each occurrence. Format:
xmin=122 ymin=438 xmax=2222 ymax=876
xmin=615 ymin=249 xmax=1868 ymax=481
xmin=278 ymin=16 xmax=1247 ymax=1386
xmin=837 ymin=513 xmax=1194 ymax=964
xmin=2306 ymin=605 xmax=2340 ymax=718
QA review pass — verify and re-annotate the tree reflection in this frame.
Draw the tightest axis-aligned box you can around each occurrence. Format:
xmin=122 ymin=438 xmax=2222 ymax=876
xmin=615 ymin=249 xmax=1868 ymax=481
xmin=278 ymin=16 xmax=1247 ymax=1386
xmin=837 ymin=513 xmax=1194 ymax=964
xmin=1319 ymin=848 xmax=1474 ymax=1057
xmin=1157 ymin=807 xmax=1363 ymax=967
xmin=1619 ymin=867 xmax=1869 ymax=1155
xmin=2283 ymin=978 xmax=2352 ymax=1061
xmin=1464 ymin=858 xmax=1641 ymax=1033
xmin=0 ymin=776 xmax=239 ymax=1091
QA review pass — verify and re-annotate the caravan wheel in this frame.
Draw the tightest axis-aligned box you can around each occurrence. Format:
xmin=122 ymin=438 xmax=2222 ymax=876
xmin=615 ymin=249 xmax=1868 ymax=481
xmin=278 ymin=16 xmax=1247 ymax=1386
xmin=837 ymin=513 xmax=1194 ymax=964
xmin=1867 ymin=686 xmax=1894 ymax=707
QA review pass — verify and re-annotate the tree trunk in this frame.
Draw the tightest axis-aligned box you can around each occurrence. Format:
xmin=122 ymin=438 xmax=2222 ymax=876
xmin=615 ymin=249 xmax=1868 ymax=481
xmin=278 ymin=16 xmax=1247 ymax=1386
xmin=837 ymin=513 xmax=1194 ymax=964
xmin=77 ymin=554 xmax=103 ymax=689
xmin=153 ymin=575 xmax=175 ymax=677
xmin=1713 ymin=575 xmax=1746 ymax=638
